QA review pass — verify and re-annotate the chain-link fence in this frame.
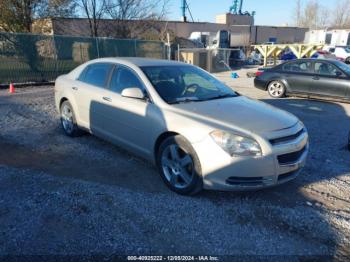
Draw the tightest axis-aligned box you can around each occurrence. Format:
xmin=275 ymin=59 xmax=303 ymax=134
xmin=177 ymin=48 xmax=244 ymax=73
xmin=0 ymin=32 xmax=168 ymax=84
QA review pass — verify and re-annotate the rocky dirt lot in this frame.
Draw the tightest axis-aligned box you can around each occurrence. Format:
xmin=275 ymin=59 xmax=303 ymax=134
xmin=0 ymin=70 xmax=349 ymax=259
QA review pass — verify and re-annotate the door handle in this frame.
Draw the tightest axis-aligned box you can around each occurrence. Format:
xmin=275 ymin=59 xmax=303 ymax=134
xmin=312 ymin=76 xmax=320 ymax=80
xmin=103 ymin=96 xmax=112 ymax=102
xmin=72 ymin=86 xmax=78 ymax=91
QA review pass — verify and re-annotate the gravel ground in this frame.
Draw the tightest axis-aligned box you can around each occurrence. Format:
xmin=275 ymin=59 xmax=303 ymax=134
xmin=0 ymin=70 xmax=349 ymax=259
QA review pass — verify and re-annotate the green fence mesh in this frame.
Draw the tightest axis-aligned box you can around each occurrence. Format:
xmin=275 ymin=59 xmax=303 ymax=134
xmin=0 ymin=32 xmax=167 ymax=84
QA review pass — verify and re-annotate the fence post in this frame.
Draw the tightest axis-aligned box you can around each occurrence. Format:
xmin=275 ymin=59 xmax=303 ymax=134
xmin=134 ymin=39 xmax=137 ymax=57
xmin=52 ymin=34 xmax=59 ymax=79
xmin=166 ymin=33 xmax=171 ymax=60
xmin=80 ymin=43 xmax=83 ymax=62
xmin=96 ymin=37 xmax=100 ymax=58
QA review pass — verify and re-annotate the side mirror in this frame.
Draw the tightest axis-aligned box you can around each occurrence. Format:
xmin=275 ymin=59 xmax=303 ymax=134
xmin=121 ymin=87 xmax=145 ymax=100
xmin=335 ymin=71 xmax=343 ymax=77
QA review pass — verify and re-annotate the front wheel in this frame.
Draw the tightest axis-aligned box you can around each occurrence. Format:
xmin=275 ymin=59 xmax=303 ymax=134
xmin=345 ymin=57 xmax=350 ymax=64
xmin=267 ymin=81 xmax=286 ymax=98
xmin=60 ymin=100 xmax=84 ymax=137
xmin=157 ymin=135 xmax=203 ymax=195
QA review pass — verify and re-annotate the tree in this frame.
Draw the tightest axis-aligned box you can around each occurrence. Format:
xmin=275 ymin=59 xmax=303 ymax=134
xmin=77 ymin=0 xmax=169 ymax=39
xmin=332 ymin=0 xmax=350 ymax=28
xmin=0 ymin=0 xmax=77 ymax=33
xmin=106 ymin=0 xmax=167 ymax=21
xmin=293 ymin=0 xmax=328 ymax=29
xmin=294 ymin=0 xmax=302 ymax=27
xmin=78 ymin=0 xmax=108 ymax=37
xmin=0 ymin=0 xmax=76 ymax=81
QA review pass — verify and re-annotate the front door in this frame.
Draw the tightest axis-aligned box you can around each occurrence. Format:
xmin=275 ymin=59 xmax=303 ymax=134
xmin=97 ymin=65 xmax=158 ymax=156
xmin=310 ymin=61 xmax=349 ymax=99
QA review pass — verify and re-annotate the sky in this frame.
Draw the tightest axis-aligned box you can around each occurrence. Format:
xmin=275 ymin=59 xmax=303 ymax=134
xmin=166 ymin=0 xmax=335 ymax=26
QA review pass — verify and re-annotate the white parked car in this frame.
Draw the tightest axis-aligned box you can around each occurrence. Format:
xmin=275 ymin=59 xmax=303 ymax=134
xmin=325 ymin=46 xmax=350 ymax=63
xmin=55 ymin=58 xmax=308 ymax=195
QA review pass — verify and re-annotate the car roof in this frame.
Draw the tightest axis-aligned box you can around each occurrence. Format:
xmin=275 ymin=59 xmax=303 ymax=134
xmin=86 ymin=57 xmax=188 ymax=67
xmin=285 ymin=58 xmax=338 ymax=63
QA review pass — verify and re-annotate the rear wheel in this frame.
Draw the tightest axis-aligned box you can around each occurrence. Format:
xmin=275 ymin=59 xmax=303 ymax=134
xmin=267 ymin=81 xmax=286 ymax=98
xmin=157 ymin=135 xmax=203 ymax=195
xmin=60 ymin=100 xmax=84 ymax=137
xmin=345 ymin=57 xmax=350 ymax=64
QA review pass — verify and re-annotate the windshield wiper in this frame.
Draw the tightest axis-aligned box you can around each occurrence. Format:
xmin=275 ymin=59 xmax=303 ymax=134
xmin=168 ymin=94 xmax=237 ymax=104
xmin=168 ymin=97 xmax=202 ymax=104
xmin=205 ymin=93 xmax=238 ymax=101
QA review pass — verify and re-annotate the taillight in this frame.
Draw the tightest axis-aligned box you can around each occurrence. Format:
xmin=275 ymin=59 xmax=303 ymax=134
xmin=337 ymin=57 xmax=345 ymax=61
xmin=255 ymin=71 xmax=264 ymax=77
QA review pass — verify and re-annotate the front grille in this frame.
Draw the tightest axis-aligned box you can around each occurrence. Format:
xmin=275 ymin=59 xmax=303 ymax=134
xmin=226 ymin=176 xmax=264 ymax=187
xmin=269 ymin=128 xmax=305 ymax=145
xmin=277 ymin=146 xmax=306 ymax=165
xmin=278 ymin=170 xmax=298 ymax=181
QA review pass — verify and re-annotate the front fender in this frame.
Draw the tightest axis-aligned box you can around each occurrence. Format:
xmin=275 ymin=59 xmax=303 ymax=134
xmin=55 ymin=77 xmax=82 ymax=127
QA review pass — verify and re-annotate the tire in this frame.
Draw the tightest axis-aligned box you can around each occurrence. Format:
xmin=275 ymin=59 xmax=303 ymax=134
xmin=156 ymin=135 xmax=203 ymax=195
xmin=346 ymin=57 xmax=350 ymax=64
xmin=60 ymin=100 xmax=84 ymax=137
xmin=267 ymin=80 xmax=286 ymax=98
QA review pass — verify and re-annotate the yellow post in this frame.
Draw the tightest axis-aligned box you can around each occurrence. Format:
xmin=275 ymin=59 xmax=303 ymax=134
xmin=252 ymin=44 xmax=323 ymax=67
xmin=263 ymin=46 xmax=268 ymax=67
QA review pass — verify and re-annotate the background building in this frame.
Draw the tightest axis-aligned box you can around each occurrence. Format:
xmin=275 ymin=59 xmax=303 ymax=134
xmin=32 ymin=13 xmax=308 ymax=46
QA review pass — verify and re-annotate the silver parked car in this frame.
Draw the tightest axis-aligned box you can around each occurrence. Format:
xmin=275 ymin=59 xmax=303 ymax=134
xmin=55 ymin=58 xmax=308 ymax=195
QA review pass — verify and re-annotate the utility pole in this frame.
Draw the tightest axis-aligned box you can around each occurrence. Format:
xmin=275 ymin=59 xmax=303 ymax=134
xmin=181 ymin=0 xmax=187 ymax=22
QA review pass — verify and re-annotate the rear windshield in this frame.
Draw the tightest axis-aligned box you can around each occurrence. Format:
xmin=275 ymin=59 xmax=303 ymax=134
xmin=334 ymin=61 xmax=350 ymax=75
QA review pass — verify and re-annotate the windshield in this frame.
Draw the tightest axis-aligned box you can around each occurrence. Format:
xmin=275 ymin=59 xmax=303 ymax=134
xmin=141 ymin=65 xmax=238 ymax=104
xmin=335 ymin=61 xmax=350 ymax=75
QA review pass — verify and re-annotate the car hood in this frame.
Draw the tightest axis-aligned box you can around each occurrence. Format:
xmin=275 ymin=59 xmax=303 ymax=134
xmin=171 ymin=96 xmax=298 ymax=134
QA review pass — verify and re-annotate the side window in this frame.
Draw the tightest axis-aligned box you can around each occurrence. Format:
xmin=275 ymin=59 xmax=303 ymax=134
xmin=109 ymin=66 xmax=144 ymax=94
xmin=282 ymin=61 xmax=312 ymax=73
xmin=315 ymin=62 xmax=338 ymax=76
xmin=79 ymin=63 xmax=113 ymax=88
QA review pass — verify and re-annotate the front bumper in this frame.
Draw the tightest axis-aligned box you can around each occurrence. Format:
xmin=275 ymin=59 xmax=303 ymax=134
xmin=191 ymin=124 xmax=308 ymax=191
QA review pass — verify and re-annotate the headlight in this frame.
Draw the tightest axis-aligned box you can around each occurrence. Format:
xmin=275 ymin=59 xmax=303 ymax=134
xmin=210 ymin=130 xmax=262 ymax=157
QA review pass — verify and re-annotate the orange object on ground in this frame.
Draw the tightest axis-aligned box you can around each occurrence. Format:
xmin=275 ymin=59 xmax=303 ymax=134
xmin=9 ymin=83 xmax=15 ymax=93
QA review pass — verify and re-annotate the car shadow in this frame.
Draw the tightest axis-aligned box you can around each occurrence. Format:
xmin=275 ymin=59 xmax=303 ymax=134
xmin=199 ymin=97 xmax=350 ymax=257
xmin=84 ymin=97 xmax=349 ymax=257
xmin=1 ymin=93 xmax=349 ymax=257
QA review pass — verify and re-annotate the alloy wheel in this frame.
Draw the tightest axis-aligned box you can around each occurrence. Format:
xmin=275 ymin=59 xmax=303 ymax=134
xmin=161 ymin=144 xmax=194 ymax=189
xmin=268 ymin=82 xmax=284 ymax=97
xmin=61 ymin=104 xmax=74 ymax=134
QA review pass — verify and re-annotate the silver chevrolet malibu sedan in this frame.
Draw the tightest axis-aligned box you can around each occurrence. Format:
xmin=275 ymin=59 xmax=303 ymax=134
xmin=55 ymin=58 xmax=308 ymax=195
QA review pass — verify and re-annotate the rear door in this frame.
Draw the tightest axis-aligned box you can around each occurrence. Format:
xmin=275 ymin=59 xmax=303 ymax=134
xmin=75 ymin=63 xmax=114 ymax=129
xmin=280 ymin=60 xmax=314 ymax=94
xmin=310 ymin=61 xmax=349 ymax=98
